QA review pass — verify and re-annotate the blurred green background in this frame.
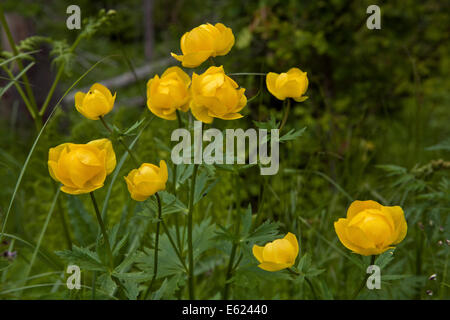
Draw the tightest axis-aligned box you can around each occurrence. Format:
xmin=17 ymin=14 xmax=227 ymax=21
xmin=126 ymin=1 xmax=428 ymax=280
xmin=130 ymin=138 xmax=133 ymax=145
xmin=0 ymin=0 xmax=448 ymax=299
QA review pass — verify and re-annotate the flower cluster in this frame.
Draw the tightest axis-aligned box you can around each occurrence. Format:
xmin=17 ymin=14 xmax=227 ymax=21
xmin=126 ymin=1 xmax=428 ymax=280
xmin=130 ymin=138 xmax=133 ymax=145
xmin=47 ymin=22 xmax=407 ymax=280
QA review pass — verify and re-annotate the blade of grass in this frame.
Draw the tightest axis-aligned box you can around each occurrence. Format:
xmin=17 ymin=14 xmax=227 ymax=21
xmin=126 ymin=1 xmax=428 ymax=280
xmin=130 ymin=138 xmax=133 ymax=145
xmin=0 ymin=50 xmax=40 ymax=68
xmin=0 ymin=62 xmax=35 ymax=99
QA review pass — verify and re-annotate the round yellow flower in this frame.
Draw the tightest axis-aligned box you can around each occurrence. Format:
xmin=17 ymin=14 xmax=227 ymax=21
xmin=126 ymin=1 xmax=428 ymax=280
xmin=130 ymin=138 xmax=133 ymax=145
xmin=171 ymin=23 xmax=235 ymax=68
xmin=75 ymin=83 xmax=116 ymax=120
xmin=124 ymin=160 xmax=168 ymax=201
xmin=146 ymin=67 xmax=191 ymax=120
xmin=252 ymin=232 xmax=299 ymax=272
xmin=266 ymin=68 xmax=308 ymax=101
xmin=48 ymin=139 xmax=116 ymax=194
xmin=190 ymin=66 xmax=247 ymax=124
xmin=334 ymin=200 xmax=407 ymax=256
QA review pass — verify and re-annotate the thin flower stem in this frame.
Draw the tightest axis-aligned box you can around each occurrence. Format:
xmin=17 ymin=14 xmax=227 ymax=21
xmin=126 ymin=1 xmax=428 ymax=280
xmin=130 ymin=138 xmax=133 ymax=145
xmin=172 ymin=109 xmax=184 ymax=253
xmin=90 ymin=192 xmax=114 ymax=271
xmin=1 ymin=66 xmax=41 ymax=130
xmin=143 ymin=192 xmax=163 ymax=300
xmin=223 ymin=173 xmax=241 ymax=300
xmin=187 ymin=164 xmax=199 ymax=299
xmin=351 ymin=255 xmax=376 ymax=300
xmin=143 ymin=201 xmax=188 ymax=273
xmin=99 ymin=116 xmax=141 ymax=166
xmin=279 ymin=98 xmax=291 ymax=132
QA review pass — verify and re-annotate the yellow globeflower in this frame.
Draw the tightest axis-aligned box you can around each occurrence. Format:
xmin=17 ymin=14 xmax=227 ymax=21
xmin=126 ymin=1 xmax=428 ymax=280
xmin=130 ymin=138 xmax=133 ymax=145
xmin=124 ymin=160 xmax=168 ymax=201
xmin=48 ymin=139 xmax=116 ymax=194
xmin=190 ymin=66 xmax=247 ymax=124
xmin=252 ymin=233 xmax=299 ymax=272
xmin=171 ymin=23 xmax=234 ymax=68
xmin=334 ymin=200 xmax=407 ymax=256
xmin=75 ymin=83 xmax=116 ymax=120
xmin=266 ymin=68 xmax=308 ymax=101
xmin=147 ymin=67 xmax=190 ymax=120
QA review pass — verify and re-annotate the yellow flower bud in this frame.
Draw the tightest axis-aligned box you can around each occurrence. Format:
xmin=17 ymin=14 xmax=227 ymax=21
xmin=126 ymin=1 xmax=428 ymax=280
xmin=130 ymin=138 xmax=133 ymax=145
xmin=266 ymin=68 xmax=308 ymax=101
xmin=334 ymin=200 xmax=408 ymax=256
xmin=48 ymin=139 xmax=116 ymax=194
xmin=171 ymin=23 xmax=235 ymax=68
xmin=252 ymin=232 xmax=299 ymax=272
xmin=146 ymin=67 xmax=191 ymax=120
xmin=75 ymin=83 xmax=116 ymax=120
xmin=190 ymin=66 xmax=247 ymax=124
xmin=124 ymin=160 xmax=168 ymax=201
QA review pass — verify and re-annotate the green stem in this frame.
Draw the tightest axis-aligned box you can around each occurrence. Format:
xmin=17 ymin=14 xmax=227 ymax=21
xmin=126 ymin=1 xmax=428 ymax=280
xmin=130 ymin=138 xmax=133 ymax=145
xmin=187 ymin=164 xmax=199 ymax=299
xmin=0 ymin=5 xmax=38 ymax=113
xmin=1 ymin=65 xmax=41 ymax=130
xmin=38 ymin=67 xmax=64 ymax=116
xmin=223 ymin=173 xmax=241 ymax=300
xmin=173 ymin=110 xmax=183 ymax=252
xmin=143 ymin=192 xmax=163 ymax=299
xmin=90 ymin=192 xmax=114 ymax=271
xmin=351 ymin=255 xmax=375 ymax=300
xmin=143 ymin=202 xmax=188 ymax=273
xmin=279 ymin=98 xmax=291 ymax=132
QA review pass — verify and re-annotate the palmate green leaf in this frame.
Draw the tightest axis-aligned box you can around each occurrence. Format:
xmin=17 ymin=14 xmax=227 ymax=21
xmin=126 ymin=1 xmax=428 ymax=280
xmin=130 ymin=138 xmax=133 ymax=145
xmin=214 ymin=224 xmax=235 ymax=242
xmin=194 ymin=170 xmax=218 ymax=205
xmin=177 ymin=163 xmax=194 ymax=186
xmin=136 ymin=229 xmax=186 ymax=279
xmin=244 ymin=220 xmax=280 ymax=244
xmin=112 ymin=272 xmax=153 ymax=282
xmin=145 ymin=191 xmax=187 ymax=218
xmin=193 ymin=217 xmax=216 ymax=260
xmin=121 ymin=279 xmax=139 ymax=300
xmin=253 ymin=114 xmax=279 ymax=130
xmin=66 ymin=196 xmax=97 ymax=246
xmin=114 ymin=250 xmax=145 ymax=273
xmin=98 ymin=273 xmax=117 ymax=297
xmin=152 ymin=274 xmax=183 ymax=300
xmin=55 ymin=245 xmax=106 ymax=272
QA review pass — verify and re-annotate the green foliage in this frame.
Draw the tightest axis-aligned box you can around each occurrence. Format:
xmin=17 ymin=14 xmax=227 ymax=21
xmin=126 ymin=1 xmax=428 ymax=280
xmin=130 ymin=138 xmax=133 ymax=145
xmin=0 ymin=0 xmax=448 ymax=300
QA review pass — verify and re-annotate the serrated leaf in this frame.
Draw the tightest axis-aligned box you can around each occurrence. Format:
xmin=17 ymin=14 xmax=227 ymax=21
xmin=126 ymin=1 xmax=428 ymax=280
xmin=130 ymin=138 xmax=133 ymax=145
xmin=122 ymin=279 xmax=139 ymax=300
xmin=245 ymin=220 xmax=280 ymax=243
xmin=55 ymin=245 xmax=106 ymax=272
